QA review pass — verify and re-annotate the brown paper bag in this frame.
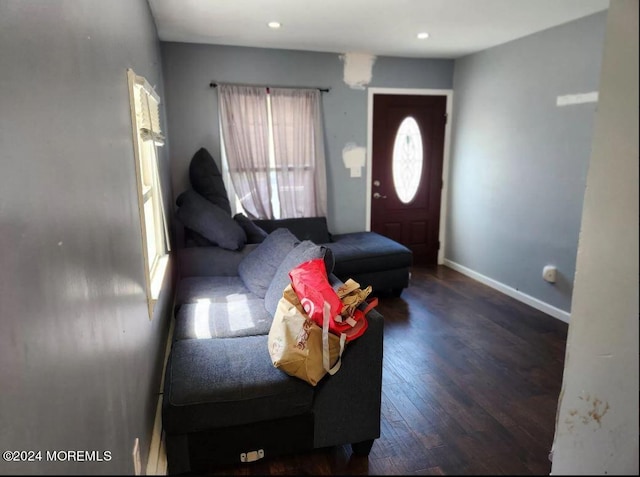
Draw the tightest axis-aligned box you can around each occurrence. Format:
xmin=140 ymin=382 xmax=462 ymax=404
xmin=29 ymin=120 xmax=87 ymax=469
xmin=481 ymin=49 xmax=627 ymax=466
xmin=268 ymin=284 xmax=346 ymax=386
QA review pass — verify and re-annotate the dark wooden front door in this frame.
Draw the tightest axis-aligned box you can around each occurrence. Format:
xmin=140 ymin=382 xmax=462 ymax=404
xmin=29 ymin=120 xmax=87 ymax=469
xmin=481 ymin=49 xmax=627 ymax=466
xmin=371 ymin=94 xmax=447 ymax=265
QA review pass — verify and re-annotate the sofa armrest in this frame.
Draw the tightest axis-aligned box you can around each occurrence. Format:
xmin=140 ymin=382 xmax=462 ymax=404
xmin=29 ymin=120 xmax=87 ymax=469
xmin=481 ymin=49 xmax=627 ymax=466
xmin=177 ymin=245 xmax=258 ymax=278
xmin=312 ymin=300 xmax=384 ymax=448
xmin=253 ymin=217 xmax=331 ymax=244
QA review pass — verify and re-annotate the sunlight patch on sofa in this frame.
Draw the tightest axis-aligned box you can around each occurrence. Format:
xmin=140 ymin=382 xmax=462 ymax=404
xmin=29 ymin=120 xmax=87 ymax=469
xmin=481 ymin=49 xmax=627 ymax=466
xmin=194 ymin=299 xmax=213 ymax=339
xmin=225 ymin=294 xmax=253 ymax=332
xmin=192 ymin=295 xmax=257 ymax=338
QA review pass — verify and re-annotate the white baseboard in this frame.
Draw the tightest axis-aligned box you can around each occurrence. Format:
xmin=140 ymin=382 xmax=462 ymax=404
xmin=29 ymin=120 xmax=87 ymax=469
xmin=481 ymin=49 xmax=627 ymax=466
xmin=443 ymin=259 xmax=571 ymax=323
xmin=146 ymin=394 xmax=167 ymax=475
xmin=146 ymin=318 xmax=174 ymax=475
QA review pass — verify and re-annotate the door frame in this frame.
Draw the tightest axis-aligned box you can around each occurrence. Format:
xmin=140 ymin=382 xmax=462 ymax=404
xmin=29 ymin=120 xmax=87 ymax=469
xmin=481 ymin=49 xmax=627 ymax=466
xmin=366 ymin=87 xmax=453 ymax=265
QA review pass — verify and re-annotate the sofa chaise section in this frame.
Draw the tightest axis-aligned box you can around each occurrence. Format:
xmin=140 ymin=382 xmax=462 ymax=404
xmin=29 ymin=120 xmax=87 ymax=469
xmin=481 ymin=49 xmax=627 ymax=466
xmin=254 ymin=217 xmax=413 ymax=295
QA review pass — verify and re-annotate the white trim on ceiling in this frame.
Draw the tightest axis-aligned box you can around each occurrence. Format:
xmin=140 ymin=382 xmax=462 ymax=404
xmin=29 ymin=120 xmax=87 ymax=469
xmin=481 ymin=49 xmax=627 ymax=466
xmin=366 ymin=87 xmax=453 ymax=265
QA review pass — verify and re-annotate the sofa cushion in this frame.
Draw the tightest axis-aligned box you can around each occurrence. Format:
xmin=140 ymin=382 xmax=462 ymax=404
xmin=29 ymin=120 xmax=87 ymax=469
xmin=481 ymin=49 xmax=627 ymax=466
xmin=174 ymin=293 xmax=272 ymax=340
xmin=253 ymin=217 xmax=331 ymax=244
xmin=238 ymin=228 xmax=300 ymax=298
xmin=189 ymin=147 xmax=232 ymax=215
xmin=163 ymin=335 xmax=314 ymax=434
xmin=234 ymin=213 xmax=268 ymax=244
xmin=176 ymin=276 xmax=250 ymax=307
xmin=263 ymin=241 xmax=331 ymax=317
xmin=176 ymin=189 xmax=246 ymax=251
xmin=178 ymin=245 xmax=258 ymax=279
xmin=327 ymin=231 xmax=413 ymax=276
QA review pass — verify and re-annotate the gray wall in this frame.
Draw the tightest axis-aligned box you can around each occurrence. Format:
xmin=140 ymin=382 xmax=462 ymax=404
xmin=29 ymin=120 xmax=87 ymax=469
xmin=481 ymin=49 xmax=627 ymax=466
xmin=447 ymin=12 xmax=607 ymax=313
xmin=0 ymin=1 xmax=173 ymax=474
xmin=551 ymin=1 xmax=638 ymax=473
xmin=161 ymin=43 xmax=453 ymax=234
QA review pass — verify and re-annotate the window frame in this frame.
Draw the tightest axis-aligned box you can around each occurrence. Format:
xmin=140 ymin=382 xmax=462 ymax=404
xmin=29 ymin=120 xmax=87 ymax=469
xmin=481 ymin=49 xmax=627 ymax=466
xmin=127 ymin=69 xmax=170 ymax=320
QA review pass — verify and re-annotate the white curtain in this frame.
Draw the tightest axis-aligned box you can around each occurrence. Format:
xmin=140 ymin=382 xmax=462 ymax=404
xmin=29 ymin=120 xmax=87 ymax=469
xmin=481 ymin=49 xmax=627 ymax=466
xmin=270 ymin=88 xmax=328 ymax=218
xmin=218 ymin=85 xmax=274 ymax=219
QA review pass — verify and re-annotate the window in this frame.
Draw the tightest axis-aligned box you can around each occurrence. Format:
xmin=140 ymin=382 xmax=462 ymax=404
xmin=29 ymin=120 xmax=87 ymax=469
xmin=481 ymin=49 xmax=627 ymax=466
xmin=218 ymin=85 xmax=327 ymax=220
xmin=392 ymin=116 xmax=423 ymax=204
xmin=127 ymin=69 xmax=170 ymax=319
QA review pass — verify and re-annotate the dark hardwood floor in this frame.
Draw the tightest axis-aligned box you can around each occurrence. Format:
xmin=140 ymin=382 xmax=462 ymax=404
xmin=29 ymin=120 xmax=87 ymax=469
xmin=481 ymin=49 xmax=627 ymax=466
xmin=201 ymin=265 xmax=568 ymax=475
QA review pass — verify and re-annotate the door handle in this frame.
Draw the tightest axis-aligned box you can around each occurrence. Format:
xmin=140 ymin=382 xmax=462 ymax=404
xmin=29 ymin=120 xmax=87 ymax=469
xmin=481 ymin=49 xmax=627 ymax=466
xmin=373 ymin=192 xmax=387 ymax=199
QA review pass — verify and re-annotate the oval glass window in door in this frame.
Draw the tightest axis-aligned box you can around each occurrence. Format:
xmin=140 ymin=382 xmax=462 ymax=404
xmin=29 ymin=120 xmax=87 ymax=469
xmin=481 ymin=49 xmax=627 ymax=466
xmin=392 ymin=116 xmax=423 ymax=204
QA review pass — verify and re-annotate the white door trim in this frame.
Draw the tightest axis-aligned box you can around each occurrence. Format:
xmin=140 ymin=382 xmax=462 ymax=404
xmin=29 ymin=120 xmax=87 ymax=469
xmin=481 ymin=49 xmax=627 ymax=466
xmin=366 ymin=87 xmax=454 ymax=265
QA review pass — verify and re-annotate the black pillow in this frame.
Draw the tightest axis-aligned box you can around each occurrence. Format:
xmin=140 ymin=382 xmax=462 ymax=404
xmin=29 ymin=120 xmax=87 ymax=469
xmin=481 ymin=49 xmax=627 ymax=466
xmin=176 ymin=189 xmax=246 ymax=250
xmin=189 ymin=147 xmax=232 ymax=215
xmin=233 ymin=214 xmax=268 ymax=244
xmin=184 ymin=228 xmax=215 ymax=247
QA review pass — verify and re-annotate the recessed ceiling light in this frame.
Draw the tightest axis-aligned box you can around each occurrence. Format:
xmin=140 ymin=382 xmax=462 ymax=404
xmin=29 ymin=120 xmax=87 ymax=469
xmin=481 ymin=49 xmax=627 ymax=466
xmin=417 ymin=32 xmax=430 ymax=40
xmin=268 ymin=21 xmax=282 ymax=29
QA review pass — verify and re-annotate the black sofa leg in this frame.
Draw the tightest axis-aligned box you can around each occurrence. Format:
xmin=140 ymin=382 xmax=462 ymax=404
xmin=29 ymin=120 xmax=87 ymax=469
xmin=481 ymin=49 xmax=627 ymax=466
xmin=351 ymin=439 xmax=375 ymax=456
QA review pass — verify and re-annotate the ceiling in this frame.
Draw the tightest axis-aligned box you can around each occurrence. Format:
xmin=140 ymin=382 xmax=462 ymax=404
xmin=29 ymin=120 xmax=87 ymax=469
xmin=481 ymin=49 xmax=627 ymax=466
xmin=149 ymin=0 xmax=609 ymax=59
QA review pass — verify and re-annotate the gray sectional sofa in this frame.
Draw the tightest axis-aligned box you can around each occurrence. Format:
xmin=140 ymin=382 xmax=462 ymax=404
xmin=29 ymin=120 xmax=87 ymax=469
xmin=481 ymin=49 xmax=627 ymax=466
xmin=162 ymin=148 xmax=413 ymax=473
xmin=163 ymin=228 xmax=387 ymax=473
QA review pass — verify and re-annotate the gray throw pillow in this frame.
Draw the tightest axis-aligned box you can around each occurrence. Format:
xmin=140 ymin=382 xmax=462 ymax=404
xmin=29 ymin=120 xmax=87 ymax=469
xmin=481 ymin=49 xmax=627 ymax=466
xmin=176 ymin=189 xmax=246 ymax=250
xmin=264 ymin=241 xmax=331 ymax=317
xmin=237 ymin=228 xmax=300 ymax=298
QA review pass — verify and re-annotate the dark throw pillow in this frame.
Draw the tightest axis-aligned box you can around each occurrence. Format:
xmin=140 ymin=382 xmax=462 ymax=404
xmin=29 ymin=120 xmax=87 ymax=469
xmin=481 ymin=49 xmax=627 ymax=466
xmin=233 ymin=214 xmax=268 ymax=244
xmin=176 ymin=189 xmax=246 ymax=250
xmin=189 ymin=147 xmax=232 ymax=215
xmin=237 ymin=228 xmax=300 ymax=298
xmin=184 ymin=228 xmax=215 ymax=247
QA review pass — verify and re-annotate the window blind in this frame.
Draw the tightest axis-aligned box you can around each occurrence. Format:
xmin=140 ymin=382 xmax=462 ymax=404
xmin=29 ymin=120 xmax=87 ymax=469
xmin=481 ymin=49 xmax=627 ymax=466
xmin=134 ymin=80 xmax=164 ymax=144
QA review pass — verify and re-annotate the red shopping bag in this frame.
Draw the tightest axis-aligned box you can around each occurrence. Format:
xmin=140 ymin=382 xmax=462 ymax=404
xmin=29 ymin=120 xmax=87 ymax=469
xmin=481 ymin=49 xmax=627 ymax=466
xmin=289 ymin=259 xmax=375 ymax=342
xmin=331 ymin=297 xmax=377 ymax=342
xmin=289 ymin=259 xmax=343 ymax=329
